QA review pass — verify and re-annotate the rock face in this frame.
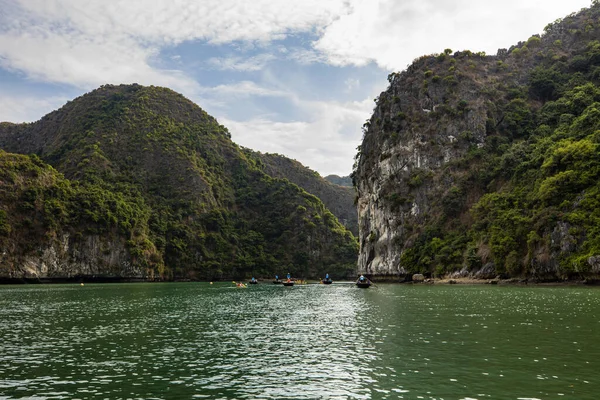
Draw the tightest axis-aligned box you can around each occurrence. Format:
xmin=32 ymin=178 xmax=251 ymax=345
xmin=354 ymin=4 xmax=600 ymax=281
xmin=7 ymin=234 xmax=141 ymax=282
xmin=355 ymin=52 xmax=495 ymax=278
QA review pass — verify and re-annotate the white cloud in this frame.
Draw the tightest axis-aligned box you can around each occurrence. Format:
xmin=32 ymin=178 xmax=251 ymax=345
xmin=222 ymin=97 xmax=373 ymax=175
xmin=0 ymin=0 xmax=351 ymax=90
xmin=0 ymin=31 xmax=197 ymax=92
xmin=0 ymin=94 xmax=69 ymax=123
xmin=287 ymin=48 xmax=329 ymax=65
xmin=13 ymin=0 xmax=348 ymax=44
xmin=315 ymin=0 xmax=592 ymax=71
xmin=207 ymin=54 xmax=277 ymax=71
xmin=202 ymin=81 xmax=290 ymax=98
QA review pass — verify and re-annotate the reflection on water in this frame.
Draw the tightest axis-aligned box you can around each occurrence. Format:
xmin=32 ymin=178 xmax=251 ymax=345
xmin=0 ymin=283 xmax=599 ymax=399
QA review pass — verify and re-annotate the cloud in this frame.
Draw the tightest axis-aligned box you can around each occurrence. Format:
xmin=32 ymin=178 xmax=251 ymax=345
xmin=13 ymin=0 xmax=348 ymax=44
xmin=202 ymin=81 xmax=290 ymax=98
xmin=286 ymin=48 xmax=329 ymax=65
xmin=0 ymin=31 xmax=196 ymax=92
xmin=207 ymin=54 xmax=277 ymax=71
xmin=0 ymin=94 xmax=70 ymax=123
xmin=221 ymin=97 xmax=373 ymax=175
xmin=314 ymin=0 xmax=592 ymax=71
xmin=0 ymin=0 xmax=350 ymax=90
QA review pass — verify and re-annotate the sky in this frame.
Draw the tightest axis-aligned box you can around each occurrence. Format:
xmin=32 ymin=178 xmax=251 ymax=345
xmin=0 ymin=0 xmax=593 ymax=176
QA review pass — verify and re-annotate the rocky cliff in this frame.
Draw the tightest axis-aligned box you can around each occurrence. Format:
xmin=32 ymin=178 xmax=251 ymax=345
xmin=0 ymin=85 xmax=357 ymax=282
xmin=354 ymin=4 xmax=600 ymax=281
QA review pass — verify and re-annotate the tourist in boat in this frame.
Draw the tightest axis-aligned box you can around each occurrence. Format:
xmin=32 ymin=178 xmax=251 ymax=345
xmin=286 ymin=273 xmax=291 ymax=282
xmin=357 ymin=274 xmax=368 ymax=283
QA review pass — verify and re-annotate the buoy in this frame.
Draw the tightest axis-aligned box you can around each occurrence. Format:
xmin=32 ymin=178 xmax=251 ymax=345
xmin=210 ymin=282 xmax=213 ymax=285
xmin=80 ymin=283 xmax=84 ymax=286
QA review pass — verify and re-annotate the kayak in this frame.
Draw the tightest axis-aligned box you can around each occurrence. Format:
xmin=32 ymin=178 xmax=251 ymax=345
xmin=356 ymin=282 xmax=371 ymax=288
xmin=322 ymin=279 xmax=333 ymax=285
xmin=282 ymin=281 xmax=294 ymax=286
xmin=248 ymin=280 xmax=258 ymax=284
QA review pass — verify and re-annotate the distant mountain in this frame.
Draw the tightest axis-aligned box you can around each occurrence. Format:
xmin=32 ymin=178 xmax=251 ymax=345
xmin=354 ymin=3 xmax=600 ymax=281
xmin=250 ymin=152 xmax=358 ymax=235
xmin=324 ymin=175 xmax=353 ymax=187
xmin=0 ymin=84 xmax=357 ymax=281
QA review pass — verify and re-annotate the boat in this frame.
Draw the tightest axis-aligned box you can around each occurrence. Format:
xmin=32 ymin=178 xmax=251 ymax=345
xmin=273 ymin=280 xmax=282 ymax=284
xmin=321 ymin=274 xmax=332 ymax=284
xmin=248 ymin=279 xmax=258 ymax=285
xmin=282 ymin=280 xmax=294 ymax=287
xmin=356 ymin=281 xmax=371 ymax=288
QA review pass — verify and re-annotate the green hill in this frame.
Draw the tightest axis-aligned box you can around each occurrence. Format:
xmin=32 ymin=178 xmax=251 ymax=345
xmin=354 ymin=3 xmax=600 ymax=281
xmin=251 ymin=152 xmax=357 ymax=235
xmin=0 ymin=84 xmax=357 ymax=282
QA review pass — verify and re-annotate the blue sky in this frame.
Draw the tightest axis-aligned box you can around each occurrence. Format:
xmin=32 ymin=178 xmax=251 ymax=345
xmin=0 ymin=0 xmax=592 ymax=176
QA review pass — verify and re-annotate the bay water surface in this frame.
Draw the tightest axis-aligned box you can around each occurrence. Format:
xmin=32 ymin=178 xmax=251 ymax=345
xmin=0 ymin=282 xmax=599 ymax=399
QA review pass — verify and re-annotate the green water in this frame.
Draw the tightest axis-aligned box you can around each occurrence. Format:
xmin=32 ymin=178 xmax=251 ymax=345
xmin=0 ymin=283 xmax=599 ymax=399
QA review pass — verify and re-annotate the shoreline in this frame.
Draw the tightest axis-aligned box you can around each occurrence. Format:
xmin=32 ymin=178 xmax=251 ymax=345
xmin=403 ymin=277 xmax=600 ymax=286
xmin=0 ymin=276 xmax=599 ymax=286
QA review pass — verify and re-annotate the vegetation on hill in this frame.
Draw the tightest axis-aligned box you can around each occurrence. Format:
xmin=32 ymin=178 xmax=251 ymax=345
xmin=251 ymin=152 xmax=358 ymax=235
xmin=0 ymin=85 xmax=357 ymax=281
xmin=354 ymin=2 xmax=600 ymax=280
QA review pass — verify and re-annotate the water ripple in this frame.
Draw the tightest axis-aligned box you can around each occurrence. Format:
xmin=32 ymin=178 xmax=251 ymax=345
xmin=1 ymin=283 xmax=599 ymax=399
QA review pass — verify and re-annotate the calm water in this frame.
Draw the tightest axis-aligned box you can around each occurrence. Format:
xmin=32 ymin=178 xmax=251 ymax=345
xmin=0 ymin=283 xmax=599 ymax=400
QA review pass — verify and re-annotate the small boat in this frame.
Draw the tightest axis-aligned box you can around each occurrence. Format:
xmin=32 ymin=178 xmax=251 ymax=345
xmin=248 ymin=280 xmax=258 ymax=285
xmin=321 ymin=279 xmax=333 ymax=285
xmin=273 ymin=280 xmax=282 ymax=284
xmin=356 ymin=281 xmax=371 ymax=288
xmin=282 ymin=280 xmax=294 ymax=287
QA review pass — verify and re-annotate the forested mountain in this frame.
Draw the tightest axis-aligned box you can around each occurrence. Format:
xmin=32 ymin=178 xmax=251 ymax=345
xmin=0 ymin=85 xmax=357 ymax=282
xmin=251 ymin=152 xmax=357 ymax=235
xmin=354 ymin=3 xmax=600 ymax=281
